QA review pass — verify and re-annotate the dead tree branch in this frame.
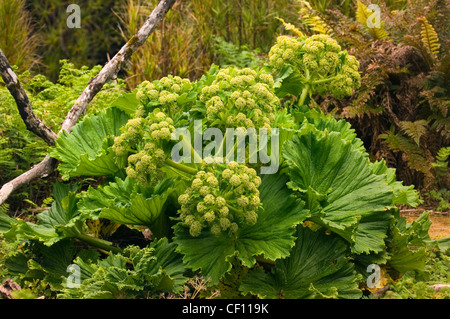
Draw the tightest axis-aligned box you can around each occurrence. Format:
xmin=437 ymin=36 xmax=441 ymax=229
xmin=60 ymin=0 xmax=176 ymax=133
xmin=0 ymin=0 xmax=176 ymax=206
xmin=0 ymin=156 xmax=57 ymax=206
xmin=0 ymin=49 xmax=58 ymax=145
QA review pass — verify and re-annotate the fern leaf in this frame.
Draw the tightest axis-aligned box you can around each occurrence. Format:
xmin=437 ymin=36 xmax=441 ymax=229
xmin=418 ymin=17 xmax=440 ymax=56
xmin=276 ymin=17 xmax=304 ymax=37
xmin=373 ymin=22 xmax=389 ymax=41
xmin=0 ymin=203 xmax=9 ymax=214
xmin=379 ymin=131 xmax=431 ymax=176
xmin=298 ymin=1 xmax=333 ymax=35
xmin=435 ymin=147 xmax=450 ymax=163
xmin=355 ymin=1 xmax=371 ymax=25
xmin=399 ymin=120 xmax=429 ymax=146
xmin=432 ymin=146 xmax=450 ymax=177
xmin=355 ymin=1 xmax=388 ymax=40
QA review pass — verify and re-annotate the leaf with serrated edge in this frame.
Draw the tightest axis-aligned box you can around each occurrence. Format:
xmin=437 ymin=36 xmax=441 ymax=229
xmin=240 ymin=226 xmax=362 ymax=299
xmin=173 ymin=173 xmax=308 ymax=285
xmin=283 ymin=131 xmax=393 ymax=254
xmin=50 ymin=107 xmax=129 ymax=180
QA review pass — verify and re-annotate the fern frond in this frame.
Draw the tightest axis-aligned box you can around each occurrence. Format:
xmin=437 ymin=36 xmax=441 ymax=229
xmin=355 ymin=1 xmax=389 ymax=40
xmin=276 ymin=17 xmax=304 ymax=37
xmin=298 ymin=1 xmax=333 ymax=35
xmin=0 ymin=203 xmax=9 ymax=214
xmin=341 ymin=104 xmax=383 ymax=118
xmin=429 ymin=116 xmax=450 ymax=140
xmin=355 ymin=1 xmax=371 ymax=25
xmin=435 ymin=146 xmax=450 ymax=163
xmin=399 ymin=120 xmax=429 ymax=146
xmin=379 ymin=131 xmax=431 ymax=176
xmin=418 ymin=17 xmax=440 ymax=57
xmin=431 ymin=146 xmax=450 ymax=177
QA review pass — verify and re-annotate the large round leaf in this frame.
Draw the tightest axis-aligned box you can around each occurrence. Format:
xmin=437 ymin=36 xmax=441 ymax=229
xmin=240 ymin=226 xmax=362 ymax=299
xmin=282 ymin=131 xmax=394 ymax=254
xmin=173 ymin=173 xmax=308 ymax=285
xmin=50 ymin=107 xmax=129 ymax=180
xmin=78 ymin=177 xmax=178 ymax=231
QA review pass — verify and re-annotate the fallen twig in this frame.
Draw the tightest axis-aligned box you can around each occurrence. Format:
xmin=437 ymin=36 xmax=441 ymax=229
xmin=0 ymin=50 xmax=58 ymax=145
xmin=432 ymin=284 xmax=450 ymax=292
xmin=0 ymin=0 xmax=176 ymax=206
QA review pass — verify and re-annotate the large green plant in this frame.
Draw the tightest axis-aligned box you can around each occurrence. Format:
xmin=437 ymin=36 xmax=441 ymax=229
xmin=291 ymin=0 xmax=449 ymax=199
xmin=0 ymin=33 xmax=438 ymax=299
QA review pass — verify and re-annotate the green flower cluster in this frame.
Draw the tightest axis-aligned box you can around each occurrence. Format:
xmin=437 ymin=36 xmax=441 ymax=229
xmin=147 ymin=111 xmax=175 ymax=141
xmin=111 ymin=117 xmax=145 ymax=157
xmin=112 ymin=110 xmax=175 ymax=187
xmin=178 ymin=162 xmax=262 ymax=237
xmin=269 ymin=35 xmax=303 ymax=70
xmin=199 ymin=67 xmax=279 ymax=131
xmin=269 ymin=34 xmax=360 ymax=99
xmin=125 ymin=142 xmax=166 ymax=187
xmin=325 ymin=54 xmax=360 ymax=98
xmin=135 ymin=75 xmax=193 ymax=116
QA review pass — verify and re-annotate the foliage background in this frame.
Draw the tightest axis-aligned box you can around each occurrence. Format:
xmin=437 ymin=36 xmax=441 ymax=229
xmin=0 ymin=0 xmax=448 ymax=299
xmin=2 ymin=0 xmax=447 ymax=212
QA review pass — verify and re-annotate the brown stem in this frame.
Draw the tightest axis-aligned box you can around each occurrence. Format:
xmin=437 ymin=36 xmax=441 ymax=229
xmin=0 ymin=0 xmax=176 ymax=206
xmin=59 ymin=0 xmax=175 ymax=133
xmin=0 ymin=49 xmax=58 ymax=146
xmin=0 ymin=156 xmax=57 ymax=206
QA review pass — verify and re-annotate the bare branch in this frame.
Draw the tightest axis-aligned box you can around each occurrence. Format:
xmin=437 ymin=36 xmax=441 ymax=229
xmin=0 ymin=49 xmax=58 ymax=145
xmin=60 ymin=0 xmax=176 ymax=133
xmin=0 ymin=156 xmax=57 ymax=206
xmin=0 ymin=0 xmax=176 ymax=206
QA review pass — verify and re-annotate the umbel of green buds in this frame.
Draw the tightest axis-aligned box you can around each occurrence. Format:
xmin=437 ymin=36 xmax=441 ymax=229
xmin=178 ymin=162 xmax=262 ymax=237
xmin=112 ymin=117 xmax=145 ymax=157
xmin=135 ymin=75 xmax=193 ymax=115
xmin=112 ymin=109 xmax=175 ymax=187
xmin=269 ymin=33 xmax=361 ymax=99
xmin=125 ymin=142 xmax=166 ymax=187
xmin=199 ymin=67 xmax=279 ymax=131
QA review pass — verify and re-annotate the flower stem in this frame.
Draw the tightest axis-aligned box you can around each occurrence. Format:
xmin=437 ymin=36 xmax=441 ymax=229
xmin=311 ymin=76 xmax=338 ymax=85
xmin=226 ymin=203 xmax=244 ymax=215
xmin=76 ymin=232 xmax=122 ymax=254
xmin=298 ymin=85 xmax=310 ymax=106
xmin=298 ymin=69 xmax=311 ymax=106
xmin=179 ymin=133 xmax=203 ymax=163
xmin=165 ymin=158 xmax=198 ymax=175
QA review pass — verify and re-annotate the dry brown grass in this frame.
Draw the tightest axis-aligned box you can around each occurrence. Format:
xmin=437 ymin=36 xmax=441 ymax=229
xmin=0 ymin=0 xmax=40 ymax=72
xmin=115 ymin=0 xmax=301 ymax=89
